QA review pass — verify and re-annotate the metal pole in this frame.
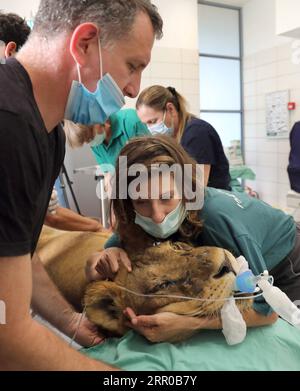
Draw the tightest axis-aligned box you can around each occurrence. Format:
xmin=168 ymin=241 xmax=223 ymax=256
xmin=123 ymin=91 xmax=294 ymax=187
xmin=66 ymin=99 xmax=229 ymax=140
xmin=98 ymin=175 xmax=109 ymax=229
xmin=58 ymin=172 xmax=70 ymax=209
xmin=62 ymin=164 xmax=82 ymax=215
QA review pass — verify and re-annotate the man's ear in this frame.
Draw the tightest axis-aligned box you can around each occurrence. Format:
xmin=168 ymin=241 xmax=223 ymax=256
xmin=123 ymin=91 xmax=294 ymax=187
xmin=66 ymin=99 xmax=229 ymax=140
xmin=70 ymin=23 xmax=100 ymax=67
xmin=5 ymin=42 xmax=17 ymax=58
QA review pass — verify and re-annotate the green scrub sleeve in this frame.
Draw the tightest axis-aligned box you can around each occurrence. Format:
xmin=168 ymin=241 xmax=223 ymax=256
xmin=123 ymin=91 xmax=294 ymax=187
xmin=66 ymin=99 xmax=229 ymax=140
xmin=104 ymin=233 xmax=122 ymax=249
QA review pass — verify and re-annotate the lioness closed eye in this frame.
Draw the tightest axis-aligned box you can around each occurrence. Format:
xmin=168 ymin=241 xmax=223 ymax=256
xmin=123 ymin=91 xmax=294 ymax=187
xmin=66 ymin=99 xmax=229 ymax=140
xmin=83 ymin=241 xmax=252 ymax=342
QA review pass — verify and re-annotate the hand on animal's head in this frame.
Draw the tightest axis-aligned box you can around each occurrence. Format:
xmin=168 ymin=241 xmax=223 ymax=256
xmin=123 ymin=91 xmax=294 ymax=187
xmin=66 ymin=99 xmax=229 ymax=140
xmin=85 ymin=248 xmax=132 ymax=282
xmin=83 ymin=241 xmax=251 ymax=341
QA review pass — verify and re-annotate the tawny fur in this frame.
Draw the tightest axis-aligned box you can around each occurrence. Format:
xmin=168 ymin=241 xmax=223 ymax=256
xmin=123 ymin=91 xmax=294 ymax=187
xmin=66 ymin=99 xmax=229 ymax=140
xmin=84 ymin=241 xmax=252 ymax=342
xmin=37 ymin=226 xmax=252 ymax=343
xmin=37 ymin=225 xmax=110 ymax=311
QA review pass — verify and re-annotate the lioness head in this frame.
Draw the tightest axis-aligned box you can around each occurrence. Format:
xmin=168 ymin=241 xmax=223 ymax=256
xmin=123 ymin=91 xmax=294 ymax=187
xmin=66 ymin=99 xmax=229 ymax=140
xmin=84 ymin=242 xmax=251 ymax=342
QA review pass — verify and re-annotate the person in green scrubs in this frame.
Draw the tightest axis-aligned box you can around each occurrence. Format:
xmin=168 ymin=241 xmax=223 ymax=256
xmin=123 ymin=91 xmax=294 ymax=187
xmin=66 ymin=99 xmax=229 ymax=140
xmin=85 ymin=136 xmax=300 ymax=343
xmin=91 ymin=108 xmax=150 ymax=171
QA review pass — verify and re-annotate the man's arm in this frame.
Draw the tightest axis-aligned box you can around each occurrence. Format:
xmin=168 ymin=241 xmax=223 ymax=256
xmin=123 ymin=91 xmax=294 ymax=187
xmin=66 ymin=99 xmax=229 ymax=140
xmin=44 ymin=207 xmax=104 ymax=232
xmin=31 ymin=253 xmax=103 ymax=347
xmin=0 ymin=254 xmax=118 ymax=371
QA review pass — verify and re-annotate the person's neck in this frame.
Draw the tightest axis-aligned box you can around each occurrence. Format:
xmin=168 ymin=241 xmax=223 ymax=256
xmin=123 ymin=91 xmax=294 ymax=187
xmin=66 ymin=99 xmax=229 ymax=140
xmin=16 ymin=40 xmax=72 ymax=133
xmin=173 ymin=112 xmax=180 ymax=139
xmin=104 ymin=126 xmax=112 ymax=145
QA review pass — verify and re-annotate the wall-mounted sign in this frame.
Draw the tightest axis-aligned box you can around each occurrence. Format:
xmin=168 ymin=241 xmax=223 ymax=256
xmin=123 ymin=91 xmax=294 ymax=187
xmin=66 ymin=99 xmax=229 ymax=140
xmin=266 ymin=90 xmax=290 ymax=138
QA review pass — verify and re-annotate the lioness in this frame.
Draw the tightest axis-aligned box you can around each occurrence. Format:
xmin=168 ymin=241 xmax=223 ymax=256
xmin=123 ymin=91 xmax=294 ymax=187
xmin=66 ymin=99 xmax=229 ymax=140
xmin=84 ymin=241 xmax=252 ymax=342
xmin=37 ymin=227 xmax=252 ymax=343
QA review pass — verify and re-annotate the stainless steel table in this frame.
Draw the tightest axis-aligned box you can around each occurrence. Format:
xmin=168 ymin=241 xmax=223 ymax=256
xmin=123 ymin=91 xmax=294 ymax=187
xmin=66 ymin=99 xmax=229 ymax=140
xmin=73 ymin=165 xmax=110 ymax=229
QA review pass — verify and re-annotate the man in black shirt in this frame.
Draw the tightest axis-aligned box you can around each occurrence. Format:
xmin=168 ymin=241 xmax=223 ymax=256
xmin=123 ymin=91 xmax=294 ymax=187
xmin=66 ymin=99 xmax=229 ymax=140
xmin=0 ymin=0 xmax=163 ymax=371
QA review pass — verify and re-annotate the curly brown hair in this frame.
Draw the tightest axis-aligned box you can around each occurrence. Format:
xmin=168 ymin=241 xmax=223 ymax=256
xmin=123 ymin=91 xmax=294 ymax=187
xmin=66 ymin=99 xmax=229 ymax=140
xmin=111 ymin=135 xmax=203 ymax=250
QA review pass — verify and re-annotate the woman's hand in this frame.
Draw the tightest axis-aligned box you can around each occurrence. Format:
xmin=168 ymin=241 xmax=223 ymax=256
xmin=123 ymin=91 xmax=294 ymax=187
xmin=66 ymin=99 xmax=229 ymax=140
xmin=68 ymin=312 xmax=106 ymax=348
xmin=85 ymin=248 xmax=132 ymax=282
xmin=124 ymin=308 xmax=217 ymax=343
xmin=124 ymin=307 xmax=279 ymax=343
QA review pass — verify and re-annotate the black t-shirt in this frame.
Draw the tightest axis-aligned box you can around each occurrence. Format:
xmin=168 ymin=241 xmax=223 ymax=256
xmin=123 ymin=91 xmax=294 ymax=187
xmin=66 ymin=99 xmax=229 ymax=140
xmin=0 ymin=58 xmax=65 ymax=257
xmin=181 ymin=118 xmax=231 ymax=190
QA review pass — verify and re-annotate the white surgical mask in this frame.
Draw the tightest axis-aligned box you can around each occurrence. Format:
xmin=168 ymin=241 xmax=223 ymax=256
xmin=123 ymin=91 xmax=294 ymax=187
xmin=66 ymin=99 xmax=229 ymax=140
xmin=90 ymin=131 xmax=106 ymax=147
xmin=135 ymin=202 xmax=187 ymax=239
xmin=147 ymin=111 xmax=174 ymax=136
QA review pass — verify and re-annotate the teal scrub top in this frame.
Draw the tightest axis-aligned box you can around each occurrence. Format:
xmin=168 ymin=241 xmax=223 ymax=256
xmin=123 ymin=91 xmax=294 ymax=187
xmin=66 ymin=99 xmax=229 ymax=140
xmin=91 ymin=109 xmax=150 ymax=172
xmin=199 ymin=188 xmax=296 ymax=274
xmin=105 ymin=188 xmax=296 ymax=315
xmin=199 ymin=188 xmax=296 ymax=315
xmin=106 ymin=188 xmax=296 ymax=274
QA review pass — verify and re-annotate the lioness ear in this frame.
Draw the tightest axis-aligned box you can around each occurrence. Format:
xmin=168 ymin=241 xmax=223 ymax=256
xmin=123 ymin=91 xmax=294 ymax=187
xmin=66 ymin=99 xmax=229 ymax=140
xmin=170 ymin=242 xmax=193 ymax=251
xmin=84 ymin=281 xmax=127 ymax=336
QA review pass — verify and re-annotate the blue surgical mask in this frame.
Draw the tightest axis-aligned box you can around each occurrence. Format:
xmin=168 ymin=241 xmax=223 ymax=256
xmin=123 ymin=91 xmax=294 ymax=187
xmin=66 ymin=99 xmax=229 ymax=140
xmin=147 ymin=112 xmax=174 ymax=136
xmin=64 ymin=39 xmax=125 ymax=125
xmin=135 ymin=202 xmax=187 ymax=239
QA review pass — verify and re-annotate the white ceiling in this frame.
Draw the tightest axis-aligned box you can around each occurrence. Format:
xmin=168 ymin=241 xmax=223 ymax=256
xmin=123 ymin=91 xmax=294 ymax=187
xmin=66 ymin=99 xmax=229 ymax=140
xmin=204 ymin=0 xmax=249 ymax=7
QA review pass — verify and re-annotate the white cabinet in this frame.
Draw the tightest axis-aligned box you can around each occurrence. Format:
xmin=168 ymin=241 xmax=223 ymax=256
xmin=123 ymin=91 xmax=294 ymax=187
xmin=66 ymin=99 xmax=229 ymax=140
xmin=276 ymin=0 xmax=300 ymax=38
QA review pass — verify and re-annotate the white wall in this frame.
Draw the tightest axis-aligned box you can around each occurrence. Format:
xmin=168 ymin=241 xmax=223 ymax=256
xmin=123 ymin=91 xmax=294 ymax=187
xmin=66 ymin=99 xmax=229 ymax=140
xmin=152 ymin=0 xmax=198 ymax=50
xmin=243 ymin=0 xmax=300 ymax=208
xmin=243 ymin=0 xmax=291 ymax=56
xmin=276 ymin=0 xmax=300 ymax=38
xmin=125 ymin=0 xmax=200 ymax=116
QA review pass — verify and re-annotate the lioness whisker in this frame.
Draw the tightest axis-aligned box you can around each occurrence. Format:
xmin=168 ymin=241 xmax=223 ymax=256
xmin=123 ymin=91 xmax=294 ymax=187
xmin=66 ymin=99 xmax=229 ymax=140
xmin=116 ymin=285 xmax=259 ymax=303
